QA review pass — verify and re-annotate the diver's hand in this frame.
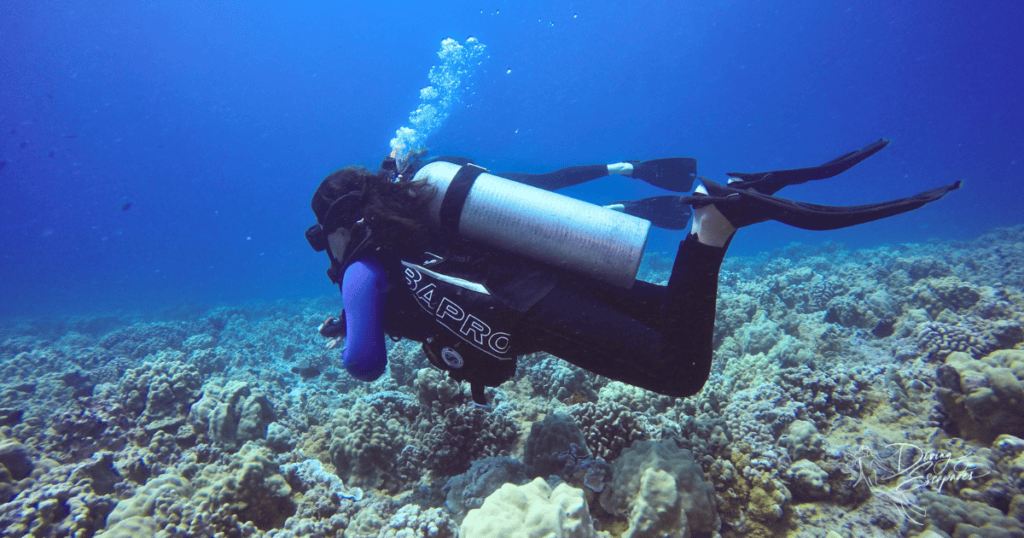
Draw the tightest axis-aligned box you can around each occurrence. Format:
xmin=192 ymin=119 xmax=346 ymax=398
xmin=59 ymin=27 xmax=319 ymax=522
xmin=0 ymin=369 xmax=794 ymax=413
xmin=319 ymin=313 xmax=346 ymax=341
xmin=319 ymin=314 xmax=344 ymax=350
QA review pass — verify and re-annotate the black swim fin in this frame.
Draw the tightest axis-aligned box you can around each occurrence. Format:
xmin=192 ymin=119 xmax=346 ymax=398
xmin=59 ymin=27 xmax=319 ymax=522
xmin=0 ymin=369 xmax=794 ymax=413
xmin=609 ymin=195 xmax=693 ymax=230
xmin=629 ymin=158 xmax=698 ymax=192
xmin=726 ymin=139 xmax=890 ymax=195
xmin=683 ymin=178 xmax=961 ymax=230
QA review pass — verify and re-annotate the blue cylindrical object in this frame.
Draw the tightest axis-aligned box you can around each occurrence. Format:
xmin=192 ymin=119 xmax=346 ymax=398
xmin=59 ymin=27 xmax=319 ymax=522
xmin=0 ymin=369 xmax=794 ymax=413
xmin=413 ymin=161 xmax=650 ymax=288
xmin=340 ymin=257 xmax=388 ymax=381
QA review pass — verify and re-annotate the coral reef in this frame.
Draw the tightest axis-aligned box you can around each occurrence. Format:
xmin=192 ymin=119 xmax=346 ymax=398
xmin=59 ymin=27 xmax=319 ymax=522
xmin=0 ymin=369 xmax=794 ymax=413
xmin=443 ymin=457 xmax=526 ymax=521
xmin=523 ymin=412 xmax=588 ymax=479
xmin=0 ymin=225 xmax=1022 ymax=536
xmin=461 ymin=477 xmax=608 ymax=538
xmin=119 ymin=359 xmax=203 ymax=439
xmin=328 ymin=399 xmax=409 ymax=490
xmin=569 ymin=402 xmax=649 ymax=462
xmin=937 ymin=350 xmax=1024 ymax=443
xmin=399 ymin=403 xmax=520 ymax=478
xmin=599 ymin=439 xmax=719 ymax=538
xmin=917 ymin=320 xmax=995 ymax=361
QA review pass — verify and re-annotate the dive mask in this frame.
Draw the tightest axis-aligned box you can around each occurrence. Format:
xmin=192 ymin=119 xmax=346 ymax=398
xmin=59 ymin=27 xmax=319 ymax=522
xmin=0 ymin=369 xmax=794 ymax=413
xmin=305 ymin=191 xmax=363 ymax=253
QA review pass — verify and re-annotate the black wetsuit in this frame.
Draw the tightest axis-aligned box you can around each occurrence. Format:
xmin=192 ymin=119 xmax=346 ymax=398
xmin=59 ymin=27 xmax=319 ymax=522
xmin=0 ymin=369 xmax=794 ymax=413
xmin=486 ymin=163 xmax=721 ymax=397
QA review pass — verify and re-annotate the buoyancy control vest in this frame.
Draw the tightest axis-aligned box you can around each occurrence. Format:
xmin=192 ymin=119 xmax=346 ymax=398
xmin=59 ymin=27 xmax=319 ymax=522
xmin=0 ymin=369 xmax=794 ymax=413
xmin=379 ymin=242 xmax=556 ymax=405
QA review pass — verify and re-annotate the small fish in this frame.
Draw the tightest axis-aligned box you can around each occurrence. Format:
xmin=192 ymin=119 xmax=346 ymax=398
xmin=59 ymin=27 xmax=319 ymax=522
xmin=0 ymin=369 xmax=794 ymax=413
xmin=120 ymin=201 xmax=133 ymax=211
xmin=0 ymin=160 xmax=6 ymax=172
xmin=19 ymin=140 xmax=28 ymax=149
xmin=47 ymin=149 xmax=56 ymax=158
xmin=291 ymin=364 xmax=321 ymax=379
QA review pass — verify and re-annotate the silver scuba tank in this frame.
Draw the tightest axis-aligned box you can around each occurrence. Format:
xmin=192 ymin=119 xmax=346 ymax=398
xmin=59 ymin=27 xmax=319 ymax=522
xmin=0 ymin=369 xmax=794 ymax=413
xmin=412 ymin=161 xmax=650 ymax=289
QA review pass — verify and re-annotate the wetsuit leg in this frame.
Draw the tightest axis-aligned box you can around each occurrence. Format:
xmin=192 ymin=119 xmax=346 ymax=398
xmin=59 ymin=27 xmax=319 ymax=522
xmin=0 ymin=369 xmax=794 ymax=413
xmin=517 ymin=283 xmax=674 ymax=394
xmin=497 ymin=165 xmax=610 ymax=191
xmin=499 ymin=159 xmax=698 ymax=193
xmin=518 ymin=234 xmax=723 ymax=397
xmin=657 ymin=234 xmax=726 ymax=395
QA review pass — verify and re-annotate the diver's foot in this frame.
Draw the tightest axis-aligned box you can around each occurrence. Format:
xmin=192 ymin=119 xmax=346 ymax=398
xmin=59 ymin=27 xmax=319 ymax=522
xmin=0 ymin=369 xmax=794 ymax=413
xmin=689 ymin=183 xmax=737 ymax=247
xmin=607 ymin=162 xmax=633 ymax=176
xmin=689 ymin=179 xmax=775 ymax=229
xmin=603 ymin=202 xmax=626 ymax=212
xmin=683 ymin=177 xmax=790 ymax=245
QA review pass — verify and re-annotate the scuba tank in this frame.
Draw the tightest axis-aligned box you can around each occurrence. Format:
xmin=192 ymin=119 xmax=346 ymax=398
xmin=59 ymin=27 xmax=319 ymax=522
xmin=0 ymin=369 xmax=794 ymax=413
xmin=412 ymin=161 xmax=650 ymax=289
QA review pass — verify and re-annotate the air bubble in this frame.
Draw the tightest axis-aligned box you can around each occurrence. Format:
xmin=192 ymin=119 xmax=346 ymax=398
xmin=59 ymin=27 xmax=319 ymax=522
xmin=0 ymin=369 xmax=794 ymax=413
xmin=389 ymin=38 xmax=488 ymax=159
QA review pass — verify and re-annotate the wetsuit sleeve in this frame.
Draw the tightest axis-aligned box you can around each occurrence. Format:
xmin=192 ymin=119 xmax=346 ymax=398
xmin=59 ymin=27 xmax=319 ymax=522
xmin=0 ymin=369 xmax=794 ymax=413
xmin=340 ymin=257 xmax=389 ymax=381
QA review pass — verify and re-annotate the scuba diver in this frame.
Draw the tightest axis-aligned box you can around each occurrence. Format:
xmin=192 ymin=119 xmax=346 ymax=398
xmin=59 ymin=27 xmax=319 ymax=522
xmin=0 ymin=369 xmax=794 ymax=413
xmin=306 ymin=140 xmax=960 ymax=405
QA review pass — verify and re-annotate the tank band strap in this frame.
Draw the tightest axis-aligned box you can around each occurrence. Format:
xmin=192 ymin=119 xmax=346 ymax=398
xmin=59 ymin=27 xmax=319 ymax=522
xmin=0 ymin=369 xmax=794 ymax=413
xmin=439 ymin=164 xmax=488 ymax=236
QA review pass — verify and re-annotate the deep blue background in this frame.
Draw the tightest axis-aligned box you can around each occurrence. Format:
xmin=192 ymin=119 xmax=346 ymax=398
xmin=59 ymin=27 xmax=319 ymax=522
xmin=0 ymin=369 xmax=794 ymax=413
xmin=2 ymin=1 xmax=1021 ymax=317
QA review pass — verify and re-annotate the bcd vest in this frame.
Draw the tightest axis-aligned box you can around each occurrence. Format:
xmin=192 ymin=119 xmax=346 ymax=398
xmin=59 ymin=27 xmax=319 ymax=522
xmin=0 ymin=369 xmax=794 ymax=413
xmin=384 ymin=244 xmax=557 ymax=405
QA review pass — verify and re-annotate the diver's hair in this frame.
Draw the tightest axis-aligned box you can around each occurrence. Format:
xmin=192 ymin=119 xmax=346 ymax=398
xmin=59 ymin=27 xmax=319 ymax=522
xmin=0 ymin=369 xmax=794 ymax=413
xmin=312 ymin=166 xmax=435 ymax=254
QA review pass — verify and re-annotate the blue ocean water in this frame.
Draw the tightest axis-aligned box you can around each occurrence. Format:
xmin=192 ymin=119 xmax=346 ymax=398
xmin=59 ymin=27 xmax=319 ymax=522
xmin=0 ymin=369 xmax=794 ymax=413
xmin=1 ymin=0 xmax=1021 ymax=318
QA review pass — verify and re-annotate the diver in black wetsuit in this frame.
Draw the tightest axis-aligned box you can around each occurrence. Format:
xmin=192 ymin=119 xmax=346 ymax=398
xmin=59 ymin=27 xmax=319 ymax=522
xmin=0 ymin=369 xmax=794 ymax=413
xmin=306 ymin=140 xmax=960 ymax=405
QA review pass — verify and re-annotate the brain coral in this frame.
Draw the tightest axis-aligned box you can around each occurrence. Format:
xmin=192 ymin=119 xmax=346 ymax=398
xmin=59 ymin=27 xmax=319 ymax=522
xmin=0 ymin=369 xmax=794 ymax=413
xmin=460 ymin=477 xmax=608 ymax=538
xmin=917 ymin=320 xmax=994 ymax=361
xmin=599 ymin=439 xmax=719 ymax=538
xmin=937 ymin=350 xmax=1024 ymax=443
